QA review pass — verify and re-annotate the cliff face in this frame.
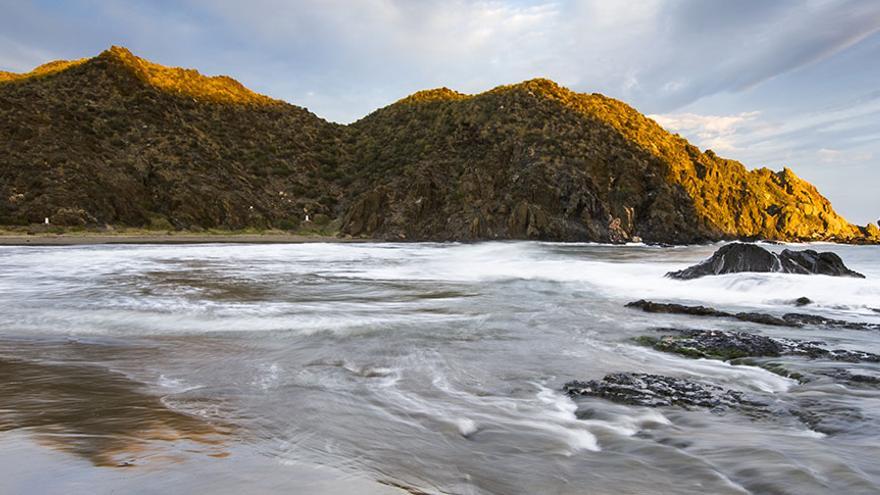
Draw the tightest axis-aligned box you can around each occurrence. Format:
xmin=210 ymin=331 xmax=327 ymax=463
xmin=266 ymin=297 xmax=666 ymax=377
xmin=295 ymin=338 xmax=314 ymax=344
xmin=1 ymin=48 xmax=876 ymax=243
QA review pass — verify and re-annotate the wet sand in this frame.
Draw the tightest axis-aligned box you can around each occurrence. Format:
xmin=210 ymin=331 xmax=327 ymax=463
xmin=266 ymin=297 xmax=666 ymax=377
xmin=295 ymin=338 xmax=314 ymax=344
xmin=0 ymin=351 xmax=230 ymax=467
xmin=0 ymin=337 xmax=404 ymax=495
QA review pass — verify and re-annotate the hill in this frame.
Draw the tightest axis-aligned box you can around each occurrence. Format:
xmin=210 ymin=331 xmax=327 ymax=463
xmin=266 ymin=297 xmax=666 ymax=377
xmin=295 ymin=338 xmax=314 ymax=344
xmin=341 ymin=78 xmax=876 ymax=242
xmin=0 ymin=46 xmax=343 ymax=230
xmin=1 ymin=47 xmax=876 ymax=243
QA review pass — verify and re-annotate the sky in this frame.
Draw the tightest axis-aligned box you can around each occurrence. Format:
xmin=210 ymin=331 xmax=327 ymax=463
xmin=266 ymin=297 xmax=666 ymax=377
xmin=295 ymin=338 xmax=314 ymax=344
xmin=1 ymin=0 xmax=878 ymax=225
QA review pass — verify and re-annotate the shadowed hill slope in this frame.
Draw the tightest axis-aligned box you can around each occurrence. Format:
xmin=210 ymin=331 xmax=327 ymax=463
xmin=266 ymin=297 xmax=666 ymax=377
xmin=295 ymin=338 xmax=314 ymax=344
xmin=1 ymin=48 xmax=876 ymax=243
xmin=0 ymin=47 xmax=344 ymax=229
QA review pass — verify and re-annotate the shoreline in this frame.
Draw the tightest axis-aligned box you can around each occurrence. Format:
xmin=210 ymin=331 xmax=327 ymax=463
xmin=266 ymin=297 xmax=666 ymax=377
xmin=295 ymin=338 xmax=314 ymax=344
xmin=0 ymin=232 xmax=876 ymax=247
xmin=0 ymin=233 xmax=367 ymax=246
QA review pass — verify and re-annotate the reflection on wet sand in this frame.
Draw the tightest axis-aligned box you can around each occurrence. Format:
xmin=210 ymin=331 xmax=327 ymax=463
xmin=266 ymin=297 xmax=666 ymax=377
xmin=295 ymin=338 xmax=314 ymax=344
xmin=0 ymin=357 xmax=229 ymax=467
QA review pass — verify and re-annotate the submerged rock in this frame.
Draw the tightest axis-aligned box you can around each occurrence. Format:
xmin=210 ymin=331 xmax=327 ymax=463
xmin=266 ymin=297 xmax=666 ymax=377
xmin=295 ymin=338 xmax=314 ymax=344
xmin=626 ymin=299 xmax=880 ymax=330
xmin=563 ymin=373 xmax=764 ymax=410
xmin=735 ymin=312 xmax=793 ymax=327
xmin=625 ymin=300 xmax=730 ymax=318
xmin=643 ymin=330 xmax=784 ymax=360
xmin=820 ymin=369 xmax=880 ymax=385
xmin=781 ymin=313 xmax=880 ymax=331
xmin=640 ymin=329 xmax=880 ymax=364
xmin=667 ymin=243 xmax=865 ymax=279
xmin=792 ymin=297 xmax=813 ymax=307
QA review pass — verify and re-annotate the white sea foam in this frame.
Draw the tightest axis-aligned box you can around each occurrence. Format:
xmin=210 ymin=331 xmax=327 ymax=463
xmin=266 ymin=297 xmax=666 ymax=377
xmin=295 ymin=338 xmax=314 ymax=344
xmin=618 ymin=343 xmax=796 ymax=393
xmin=157 ymin=374 xmax=199 ymax=392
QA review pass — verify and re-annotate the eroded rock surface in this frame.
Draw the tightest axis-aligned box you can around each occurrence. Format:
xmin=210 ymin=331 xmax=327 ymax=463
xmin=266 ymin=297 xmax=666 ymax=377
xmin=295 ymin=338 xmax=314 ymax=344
xmin=626 ymin=299 xmax=880 ymax=330
xmin=563 ymin=373 xmax=765 ymax=410
xmin=642 ymin=330 xmax=783 ymax=360
xmin=640 ymin=329 xmax=880 ymax=363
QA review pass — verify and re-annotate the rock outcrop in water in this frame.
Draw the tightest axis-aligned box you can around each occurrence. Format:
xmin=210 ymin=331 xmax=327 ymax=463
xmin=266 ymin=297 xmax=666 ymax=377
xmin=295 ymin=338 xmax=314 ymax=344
xmin=666 ymin=243 xmax=866 ymax=279
xmin=626 ymin=299 xmax=880 ymax=330
xmin=563 ymin=373 xmax=765 ymax=410
xmin=639 ymin=329 xmax=880 ymax=363
xmin=2 ymin=47 xmax=878 ymax=243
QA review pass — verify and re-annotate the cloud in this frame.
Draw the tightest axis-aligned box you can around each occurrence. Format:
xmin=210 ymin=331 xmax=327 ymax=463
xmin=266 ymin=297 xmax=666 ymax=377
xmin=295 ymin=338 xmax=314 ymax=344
xmin=4 ymin=0 xmax=880 ymax=121
xmin=648 ymin=111 xmax=761 ymax=152
xmin=634 ymin=0 xmax=880 ymax=110
xmin=817 ymin=148 xmax=874 ymax=164
xmin=168 ymin=0 xmax=880 ymax=119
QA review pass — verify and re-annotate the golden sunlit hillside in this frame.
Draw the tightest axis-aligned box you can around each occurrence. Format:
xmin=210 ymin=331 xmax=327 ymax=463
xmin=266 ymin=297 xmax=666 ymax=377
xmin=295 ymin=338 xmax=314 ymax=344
xmin=98 ymin=46 xmax=279 ymax=105
xmin=0 ymin=46 xmax=278 ymax=106
xmin=0 ymin=58 xmax=89 ymax=83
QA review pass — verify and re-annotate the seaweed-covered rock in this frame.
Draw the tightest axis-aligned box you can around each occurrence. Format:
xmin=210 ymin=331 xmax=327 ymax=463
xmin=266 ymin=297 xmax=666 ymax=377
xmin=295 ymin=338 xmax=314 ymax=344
xmin=563 ymin=373 xmax=763 ymax=410
xmin=820 ymin=369 xmax=880 ymax=385
xmin=734 ymin=312 xmax=794 ymax=327
xmin=625 ymin=300 xmax=729 ymax=317
xmin=667 ymin=243 xmax=865 ymax=279
xmin=647 ymin=330 xmax=784 ymax=360
xmin=781 ymin=313 xmax=880 ymax=331
xmin=778 ymin=339 xmax=880 ymax=363
xmin=641 ymin=329 xmax=880 ymax=363
xmin=626 ymin=299 xmax=880 ymax=330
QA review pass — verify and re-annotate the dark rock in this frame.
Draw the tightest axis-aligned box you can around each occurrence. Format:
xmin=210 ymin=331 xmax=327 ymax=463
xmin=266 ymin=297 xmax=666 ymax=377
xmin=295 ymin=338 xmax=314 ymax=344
xmin=625 ymin=299 xmax=730 ymax=317
xmin=821 ymin=369 xmax=880 ymax=385
xmin=782 ymin=313 xmax=880 ymax=331
xmin=667 ymin=243 xmax=779 ymax=279
xmin=648 ymin=329 xmax=784 ymax=360
xmin=667 ymin=243 xmax=865 ymax=279
xmin=792 ymin=400 xmax=867 ymax=435
xmin=626 ymin=299 xmax=880 ymax=330
xmin=734 ymin=312 xmax=795 ymax=327
xmin=641 ymin=329 xmax=880 ymax=364
xmin=793 ymin=297 xmax=812 ymax=307
xmin=563 ymin=373 xmax=764 ymax=410
xmin=779 ymin=249 xmax=865 ymax=278
xmin=565 ymin=371 xmax=868 ymax=434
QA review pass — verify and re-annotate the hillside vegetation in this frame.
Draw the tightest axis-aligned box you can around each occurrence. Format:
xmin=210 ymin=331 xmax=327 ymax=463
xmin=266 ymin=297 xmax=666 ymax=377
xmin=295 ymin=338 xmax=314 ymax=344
xmin=1 ymin=47 xmax=876 ymax=243
xmin=0 ymin=47 xmax=343 ymax=230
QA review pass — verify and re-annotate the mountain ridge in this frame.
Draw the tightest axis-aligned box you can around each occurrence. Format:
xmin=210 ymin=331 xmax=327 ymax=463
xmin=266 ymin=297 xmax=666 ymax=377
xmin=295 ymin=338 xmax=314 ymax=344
xmin=1 ymin=47 xmax=877 ymax=243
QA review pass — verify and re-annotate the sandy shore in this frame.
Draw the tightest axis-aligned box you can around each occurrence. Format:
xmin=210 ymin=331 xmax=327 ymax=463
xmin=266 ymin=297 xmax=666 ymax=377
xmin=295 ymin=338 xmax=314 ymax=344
xmin=0 ymin=233 xmax=367 ymax=246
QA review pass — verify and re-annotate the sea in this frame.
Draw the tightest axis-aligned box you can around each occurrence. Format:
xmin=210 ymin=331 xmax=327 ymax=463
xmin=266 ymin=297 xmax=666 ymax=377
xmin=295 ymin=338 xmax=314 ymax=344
xmin=1 ymin=241 xmax=878 ymax=494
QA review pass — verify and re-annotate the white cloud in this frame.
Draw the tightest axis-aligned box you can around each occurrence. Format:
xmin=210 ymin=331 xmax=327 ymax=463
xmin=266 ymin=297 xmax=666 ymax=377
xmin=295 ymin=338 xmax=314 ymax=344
xmin=817 ymin=148 xmax=873 ymax=163
xmin=648 ymin=111 xmax=761 ymax=152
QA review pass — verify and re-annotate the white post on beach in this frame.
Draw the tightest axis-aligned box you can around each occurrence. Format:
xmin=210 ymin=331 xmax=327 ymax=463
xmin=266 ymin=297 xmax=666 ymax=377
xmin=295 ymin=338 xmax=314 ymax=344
xmin=44 ymin=217 xmax=50 ymax=225
xmin=305 ymin=214 xmax=310 ymax=222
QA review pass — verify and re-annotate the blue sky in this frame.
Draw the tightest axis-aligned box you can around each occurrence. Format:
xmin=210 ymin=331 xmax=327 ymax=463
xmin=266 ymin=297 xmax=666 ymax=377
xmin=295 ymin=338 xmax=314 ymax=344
xmin=2 ymin=0 xmax=878 ymax=225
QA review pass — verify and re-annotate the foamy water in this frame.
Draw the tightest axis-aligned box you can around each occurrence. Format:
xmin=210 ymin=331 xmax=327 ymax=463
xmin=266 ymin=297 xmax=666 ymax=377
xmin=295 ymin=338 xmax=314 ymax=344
xmin=1 ymin=241 xmax=879 ymax=494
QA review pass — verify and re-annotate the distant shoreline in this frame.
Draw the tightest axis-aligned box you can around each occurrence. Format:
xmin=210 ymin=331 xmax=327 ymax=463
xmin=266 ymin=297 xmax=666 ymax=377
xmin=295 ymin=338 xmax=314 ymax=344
xmin=1 ymin=232 xmax=876 ymax=247
xmin=0 ymin=233 xmax=365 ymax=246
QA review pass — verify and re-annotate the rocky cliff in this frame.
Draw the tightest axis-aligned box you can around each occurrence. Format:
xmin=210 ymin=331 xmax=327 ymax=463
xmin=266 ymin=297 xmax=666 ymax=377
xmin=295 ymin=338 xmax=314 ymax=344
xmin=1 ymin=47 xmax=876 ymax=243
